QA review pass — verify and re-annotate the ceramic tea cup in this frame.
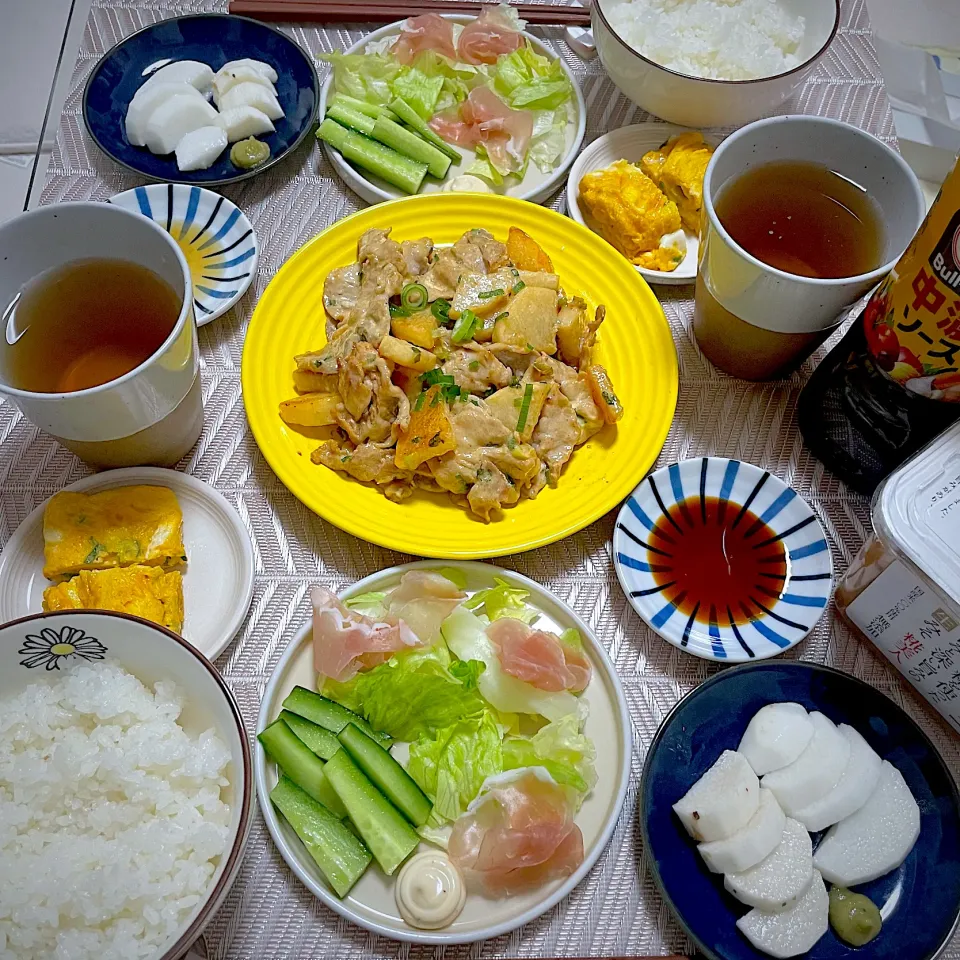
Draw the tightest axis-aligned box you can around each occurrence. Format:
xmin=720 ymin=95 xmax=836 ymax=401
xmin=0 ymin=202 xmax=201 ymax=467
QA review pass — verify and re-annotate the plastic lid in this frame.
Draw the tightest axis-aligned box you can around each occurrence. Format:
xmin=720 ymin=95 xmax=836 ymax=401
xmin=873 ymin=420 xmax=960 ymax=605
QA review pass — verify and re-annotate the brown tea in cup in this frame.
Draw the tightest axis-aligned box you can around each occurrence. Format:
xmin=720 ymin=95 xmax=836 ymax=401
xmin=714 ymin=160 xmax=883 ymax=280
xmin=692 ymin=115 xmax=924 ymax=383
xmin=694 ymin=160 xmax=885 ymax=380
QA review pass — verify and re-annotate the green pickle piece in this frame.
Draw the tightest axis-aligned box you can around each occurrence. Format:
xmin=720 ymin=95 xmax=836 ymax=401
xmin=230 ymin=137 xmax=270 ymax=170
xmin=828 ymin=885 xmax=882 ymax=947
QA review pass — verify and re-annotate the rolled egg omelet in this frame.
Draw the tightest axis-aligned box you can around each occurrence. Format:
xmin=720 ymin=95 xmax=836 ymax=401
xmin=43 ymin=566 xmax=184 ymax=633
xmin=640 ymin=132 xmax=714 ymax=235
xmin=43 ymin=486 xmax=185 ymax=580
xmin=578 ymin=159 xmax=686 ymax=271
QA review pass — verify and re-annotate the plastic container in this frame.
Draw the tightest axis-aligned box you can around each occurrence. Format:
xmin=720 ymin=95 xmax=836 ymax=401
xmin=836 ymin=421 xmax=960 ymax=735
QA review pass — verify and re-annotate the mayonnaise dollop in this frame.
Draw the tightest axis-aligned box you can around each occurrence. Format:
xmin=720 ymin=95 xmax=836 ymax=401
xmin=443 ymin=175 xmax=492 ymax=194
xmin=395 ymin=851 xmax=466 ymax=929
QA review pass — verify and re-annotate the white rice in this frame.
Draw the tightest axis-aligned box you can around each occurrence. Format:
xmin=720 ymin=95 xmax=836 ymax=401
xmin=603 ymin=0 xmax=806 ymax=81
xmin=0 ymin=661 xmax=232 ymax=960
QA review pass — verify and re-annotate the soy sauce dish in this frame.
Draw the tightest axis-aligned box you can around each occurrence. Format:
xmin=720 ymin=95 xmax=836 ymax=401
xmin=641 ymin=662 xmax=960 ymax=960
xmin=255 ymin=561 xmax=631 ymax=944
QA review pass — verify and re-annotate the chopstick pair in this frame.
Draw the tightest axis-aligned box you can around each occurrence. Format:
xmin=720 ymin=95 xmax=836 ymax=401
xmin=227 ymin=0 xmax=593 ymax=26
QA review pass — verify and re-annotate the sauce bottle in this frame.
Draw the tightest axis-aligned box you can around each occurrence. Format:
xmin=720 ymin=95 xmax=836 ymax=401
xmin=798 ymin=155 xmax=960 ymax=494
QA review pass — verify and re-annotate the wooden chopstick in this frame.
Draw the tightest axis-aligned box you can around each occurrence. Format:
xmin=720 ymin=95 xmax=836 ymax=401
xmin=228 ymin=0 xmax=592 ymax=26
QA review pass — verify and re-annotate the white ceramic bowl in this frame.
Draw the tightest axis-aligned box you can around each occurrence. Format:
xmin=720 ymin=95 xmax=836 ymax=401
xmin=256 ymin=561 xmax=632 ymax=944
xmin=567 ymin=122 xmax=720 ymax=285
xmin=318 ymin=16 xmax=586 ymax=205
xmin=592 ymin=0 xmax=840 ymax=128
xmin=0 ymin=609 xmax=253 ymax=960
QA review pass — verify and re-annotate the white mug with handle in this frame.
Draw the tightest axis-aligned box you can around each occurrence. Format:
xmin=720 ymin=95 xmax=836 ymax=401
xmin=0 ymin=202 xmax=202 ymax=467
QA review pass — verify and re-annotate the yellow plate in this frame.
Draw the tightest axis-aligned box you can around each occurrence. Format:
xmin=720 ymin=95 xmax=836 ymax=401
xmin=242 ymin=193 xmax=677 ymax=559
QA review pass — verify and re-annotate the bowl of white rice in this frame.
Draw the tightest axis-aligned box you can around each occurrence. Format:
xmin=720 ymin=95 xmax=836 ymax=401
xmin=0 ymin=610 xmax=253 ymax=960
xmin=592 ymin=0 xmax=840 ymax=127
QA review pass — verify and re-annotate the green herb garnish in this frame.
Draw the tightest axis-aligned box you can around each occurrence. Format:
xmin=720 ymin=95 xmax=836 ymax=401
xmin=401 ymin=282 xmax=429 ymax=312
xmin=451 ymin=309 xmax=479 ymax=343
xmin=512 ymin=280 xmax=526 ymax=295
xmin=516 ymin=382 xmax=534 ymax=434
xmin=479 ymin=289 xmax=505 ymax=300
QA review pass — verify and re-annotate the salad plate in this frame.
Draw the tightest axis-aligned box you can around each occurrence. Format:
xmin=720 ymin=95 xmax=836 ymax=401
xmin=242 ymin=192 xmax=677 ymax=559
xmin=614 ymin=457 xmax=832 ymax=662
xmin=641 ymin=661 xmax=960 ymax=960
xmin=0 ymin=468 xmax=255 ymax=661
xmin=318 ymin=13 xmax=586 ymax=204
xmin=82 ymin=14 xmax=319 ymax=186
xmin=256 ymin=561 xmax=632 ymax=944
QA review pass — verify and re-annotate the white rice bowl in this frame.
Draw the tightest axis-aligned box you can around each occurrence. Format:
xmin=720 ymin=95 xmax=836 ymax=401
xmin=602 ymin=0 xmax=805 ymax=80
xmin=0 ymin=660 xmax=233 ymax=960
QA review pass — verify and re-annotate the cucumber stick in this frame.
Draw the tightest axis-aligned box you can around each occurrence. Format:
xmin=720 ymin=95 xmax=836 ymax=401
xmin=258 ymin=719 xmax=347 ymax=818
xmin=338 ymin=723 xmax=432 ymax=827
xmin=325 ymin=103 xmax=375 ymax=136
xmin=317 ymin=119 xmax=426 ymax=195
xmin=279 ymin=709 xmax=341 ymax=760
xmin=282 ymin=686 xmax=391 ymax=747
xmin=322 ymin=749 xmax=420 ymax=876
xmin=371 ymin=117 xmax=450 ymax=179
xmin=330 ymin=94 xmax=398 ymax=122
xmin=270 ymin=775 xmax=371 ymax=897
xmin=389 ymin=98 xmax=461 ymax=164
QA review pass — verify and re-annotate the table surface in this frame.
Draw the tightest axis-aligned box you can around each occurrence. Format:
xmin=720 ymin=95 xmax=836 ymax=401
xmin=2 ymin=0 xmax=958 ymax=957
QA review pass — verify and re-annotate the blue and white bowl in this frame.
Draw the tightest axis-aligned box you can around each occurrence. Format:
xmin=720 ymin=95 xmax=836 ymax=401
xmin=110 ymin=184 xmax=257 ymax=325
xmin=83 ymin=13 xmax=319 ymax=187
xmin=614 ymin=457 xmax=832 ymax=662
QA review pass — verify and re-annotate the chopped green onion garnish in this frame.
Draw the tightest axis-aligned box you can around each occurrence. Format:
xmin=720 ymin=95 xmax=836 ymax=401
xmin=451 ymin=309 xmax=478 ymax=343
xmin=431 ymin=299 xmax=452 ymax=325
xmin=389 ymin=302 xmax=411 ymax=318
xmin=401 ymin=282 xmax=429 ymax=312
xmin=468 ymin=360 xmax=480 ymax=371
xmin=420 ymin=369 xmax=455 ymax=388
xmin=512 ymin=280 xmax=526 ymax=295
xmin=516 ymin=382 xmax=534 ymax=434
xmin=479 ymin=289 xmax=505 ymax=300
xmin=413 ymin=392 xmax=426 ymax=412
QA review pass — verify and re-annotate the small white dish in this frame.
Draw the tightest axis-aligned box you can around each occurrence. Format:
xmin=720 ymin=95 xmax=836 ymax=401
xmin=256 ymin=560 xmax=632 ymax=944
xmin=110 ymin=184 xmax=258 ymax=325
xmin=318 ymin=16 xmax=586 ymax=206
xmin=567 ymin=123 xmax=717 ymax=286
xmin=0 ymin=467 xmax=255 ymax=661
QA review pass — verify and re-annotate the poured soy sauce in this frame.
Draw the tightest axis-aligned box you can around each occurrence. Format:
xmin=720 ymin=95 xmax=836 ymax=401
xmin=649 ymin=496 xmax=787 ymax=627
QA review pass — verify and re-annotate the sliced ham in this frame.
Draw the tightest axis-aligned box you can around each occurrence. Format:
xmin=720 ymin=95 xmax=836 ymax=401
xmin=392 ymin=13 xmax=457 ymax=65
xmin=312 ymin=585 xmax=420 ymax=683
xmin=386 ymin=570 xmax=466 ymax=645
xmin=457 ymin=5 xmax=525 ymax=65
xmin=429 ymin=86 xmax=533 ymax=175
xmin=449 ymin=768 xmax=584 ymax=896
xmin=487 ymin=617 xmax=592 ymax=693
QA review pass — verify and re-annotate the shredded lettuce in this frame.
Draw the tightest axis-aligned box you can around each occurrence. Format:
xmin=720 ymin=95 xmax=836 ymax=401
xmin=528 ymin=105 xmax=571 ymax=174
xmin=436 ymin=567 xmax=468 ymax=590
xmin=491 ymin=42 xmax=573 ymax=112
xmin=502 ymin=713 xmax=597 ymax=798
xmin=391 ymin=69 xmax=445 ymax=120
xmin=464 ymin=577 xmax=538 ymax=624
xmin=407 ymin=710 xmax=504 ymax=821
xmin=442 ymin=606 xmax=577 ymax=720
xmin=319 ymin=643 xmax=487 ymax=741
xmin=322 ymin=51 xmax=404 ymax=107
xmin=407 ymin=51 xmax=479 ymax=115
xmin=464 ymin=147 xmax=505 ymax=186
xmin=343 ymin=591 xmax=387 ymax=618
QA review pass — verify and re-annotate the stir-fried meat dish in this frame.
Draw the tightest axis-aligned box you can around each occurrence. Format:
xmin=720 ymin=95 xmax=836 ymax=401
xmin=279 ymin=226 xmax=623 ymax=521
